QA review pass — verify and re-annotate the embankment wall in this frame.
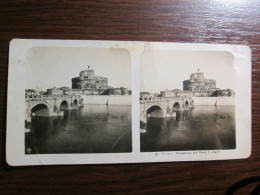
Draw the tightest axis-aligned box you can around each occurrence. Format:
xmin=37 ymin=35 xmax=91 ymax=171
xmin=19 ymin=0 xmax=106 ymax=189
xmin=81 ymin=95 xmax=131 ymax=105
xmin=191 ymin=96 xmax=235 ymax=106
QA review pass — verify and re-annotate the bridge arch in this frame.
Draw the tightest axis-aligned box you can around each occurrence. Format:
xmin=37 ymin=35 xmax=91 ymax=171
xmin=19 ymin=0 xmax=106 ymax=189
xmin=80 ymin=98 xmax=84 ymax=105
xmin=173 ymin=102 xmax=181 ymax=110
xmin=73 ymin=99 xmax=78 ymax=107
xmin=146 ymin=104 xmax=165 ymax=118
xmin=60 ymin=100 xmax=69 ymax=110
xmin=31 ymin=102 xmax=51 ymax=116
xmin=184 ymin=100 xmax=189 ymax=108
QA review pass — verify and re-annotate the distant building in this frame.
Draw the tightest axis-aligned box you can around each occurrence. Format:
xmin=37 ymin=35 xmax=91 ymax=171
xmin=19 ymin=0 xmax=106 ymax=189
xmin=47 ymin=87 xmax=63 ymax=96
xmin=183 ymin=71 xmax=216 ymax=92
xmin=140 ymin=92 xmax=156 ymax=100
xmin=120 ymin=87 xmax=128 ymax=95
xmin=72 ymin=66 xmax=109 ymax=90
xmin=172 ymin=89 xmax=184 ymax=97
xmin=210 ymin=89 xmax=235 ymax=97
xmin=221 ymin=89 xmax=235 ymax=96
xmin=59 ymin=86 xmax=70 ymax=91
xmin=25 ymin=89 xmax=41 ymax=97
xmin=109 ymin=87 xmax=129 ymax=95
xmin=110 ymin=88 xmax=120 ymax=95
xmin=160 ymin=89 xmax=183 ymax=98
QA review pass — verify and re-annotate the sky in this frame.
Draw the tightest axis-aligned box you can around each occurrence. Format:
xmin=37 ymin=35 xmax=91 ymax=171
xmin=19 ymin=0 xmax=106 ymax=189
xmin=26 ymin=47 xmax=131 ymax=90
xmin=140 ymin=50 xmax=235 ymax=92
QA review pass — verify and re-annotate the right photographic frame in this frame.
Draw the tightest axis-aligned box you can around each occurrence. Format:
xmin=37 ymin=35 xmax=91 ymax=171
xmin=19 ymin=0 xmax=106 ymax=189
xmin=139 ymin=44 xmax=251 ymax=157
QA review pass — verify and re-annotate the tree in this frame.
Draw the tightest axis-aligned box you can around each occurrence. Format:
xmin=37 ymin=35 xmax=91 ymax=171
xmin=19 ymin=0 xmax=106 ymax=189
xmin=210 ymin=90 xmax=223 ymax=97
xmin=227 ymin=89 xmax=232 ymax=96
xmin=101 ymin=89 xmax=111 ymax=95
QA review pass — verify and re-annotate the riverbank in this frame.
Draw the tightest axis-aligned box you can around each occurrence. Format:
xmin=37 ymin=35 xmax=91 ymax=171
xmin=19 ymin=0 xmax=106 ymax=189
xmin=81 ymin=95 xmax=131 ymax=105
xmin=191 ymin=96 xmax=235 ymax=106
xmin=81 ymin=95 xmax=234 ymax=106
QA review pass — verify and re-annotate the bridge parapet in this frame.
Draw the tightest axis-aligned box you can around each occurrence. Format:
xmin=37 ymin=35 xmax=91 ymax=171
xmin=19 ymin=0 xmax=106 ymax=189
xmin=140 ymin=96 xmax=188 ymax=104
xmin=25 ymin=94 xmax=80 ymax=101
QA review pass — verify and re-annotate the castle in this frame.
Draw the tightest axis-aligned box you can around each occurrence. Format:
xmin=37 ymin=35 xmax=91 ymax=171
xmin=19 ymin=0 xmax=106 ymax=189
xmin=183 ymin=70 xmax=216 ymax=92
xmin=72 ymin=66 xmax=109 ymax=90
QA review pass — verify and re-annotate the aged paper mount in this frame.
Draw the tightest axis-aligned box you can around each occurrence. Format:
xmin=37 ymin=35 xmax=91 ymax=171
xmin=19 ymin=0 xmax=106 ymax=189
xmin=6 ymin=39 xmax=251 ymax=166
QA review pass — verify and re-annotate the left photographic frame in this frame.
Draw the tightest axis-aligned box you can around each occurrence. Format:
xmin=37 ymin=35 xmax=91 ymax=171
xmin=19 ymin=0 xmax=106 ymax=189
xmin=24 ymin=46 xmax=132 ymax=154
xmin=6 ymin=39 xmax=133 ymax=165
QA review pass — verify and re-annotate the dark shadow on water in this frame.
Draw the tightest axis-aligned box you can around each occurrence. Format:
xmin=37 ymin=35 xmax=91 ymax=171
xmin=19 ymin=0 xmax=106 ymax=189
xmin=25 ymin=105 xmax=132 ymax=154
xmin=141 ymin=106 xmax=236 ymax=152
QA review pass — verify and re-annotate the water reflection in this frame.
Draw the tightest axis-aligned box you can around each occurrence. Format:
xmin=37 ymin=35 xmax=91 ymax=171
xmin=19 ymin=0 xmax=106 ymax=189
xmin=25 ymin=105 xmax=132 ymax=154
xmin=141 ymin=106 xmax=236 ymax=152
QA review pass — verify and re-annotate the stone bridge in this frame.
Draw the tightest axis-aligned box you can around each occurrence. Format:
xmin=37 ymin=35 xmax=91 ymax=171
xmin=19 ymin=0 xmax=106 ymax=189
xmin=140 ymin=97 xmax=193 ymax=125
xmin=25 ymin=95 xmax=83 ymax=123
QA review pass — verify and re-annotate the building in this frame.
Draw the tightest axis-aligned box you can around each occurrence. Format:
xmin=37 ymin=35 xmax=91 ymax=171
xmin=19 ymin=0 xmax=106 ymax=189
xmin=140 ymin=92 xmax=157 ymax=100
xmin=210 ymin=89 xmax=235 ymax=97
xmin=160 ymin=90 xmax=172 ymax=98
xmin=108 ymin=87 xmax=128 ymax=95
xmin=25 ymin=89 xmax=41 ymax=97
xmin=72 ymin=66 xmax=109 ymax=90
xmin=160 ymin=89 xmax=183 ymax=98
xmin=183 ymin=71 xmax=216 ymax=92
xmin=120 ymin=87 xmax=128 ymax=95
xmin=47 ymin=87 xmax=63 ymax=96
xmin=110 ymin=88 xmax=121 ymax=95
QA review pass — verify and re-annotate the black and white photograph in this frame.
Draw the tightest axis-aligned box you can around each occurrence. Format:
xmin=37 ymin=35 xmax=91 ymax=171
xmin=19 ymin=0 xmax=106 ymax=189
xmin=140 ymin=50 xmax=236 ymax=152
xmin=24 ymin=46 xmax=132 ymax=154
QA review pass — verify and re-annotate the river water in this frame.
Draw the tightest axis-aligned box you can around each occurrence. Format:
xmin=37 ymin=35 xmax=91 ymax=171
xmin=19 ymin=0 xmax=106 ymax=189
xmin=141 ymin=106 xmax=236 ymax=152
xmin=25 ymin=105 xmax=132 ymax=154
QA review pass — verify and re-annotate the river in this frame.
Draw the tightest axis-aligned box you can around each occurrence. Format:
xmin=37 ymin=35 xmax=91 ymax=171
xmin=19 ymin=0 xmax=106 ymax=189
xmin=141 ymin=106 xmax=236 ymax=152
xmin=25 ymin=105 xmax=132 ymax=154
